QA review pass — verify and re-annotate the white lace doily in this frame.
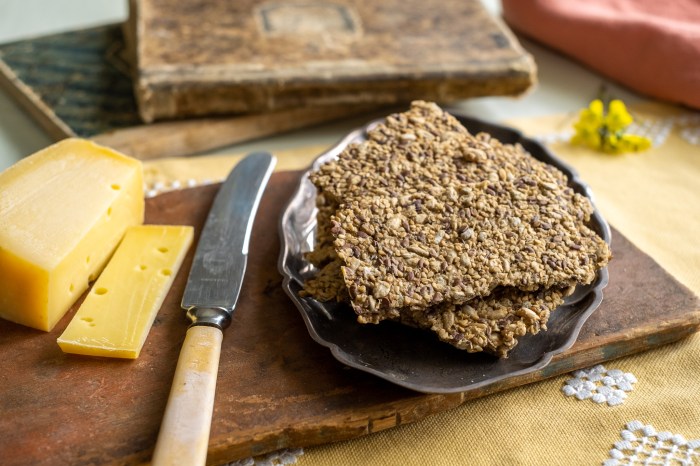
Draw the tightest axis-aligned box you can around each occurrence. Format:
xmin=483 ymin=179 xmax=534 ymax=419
xmin=605 ymin=421 xmax=700 ymax=466
xmin=562 ymin=364 xmax=637 ymax=406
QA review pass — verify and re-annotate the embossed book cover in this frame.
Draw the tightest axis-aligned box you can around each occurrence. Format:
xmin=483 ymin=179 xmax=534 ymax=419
xmin=126 ymin=0 xmax=536 ymax=122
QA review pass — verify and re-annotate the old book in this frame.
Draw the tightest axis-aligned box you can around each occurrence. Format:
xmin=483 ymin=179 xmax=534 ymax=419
xmin=126 ymin=0 xmax=536 ymax=122
xmin=0 ymin=25 xmax=378 ymax=159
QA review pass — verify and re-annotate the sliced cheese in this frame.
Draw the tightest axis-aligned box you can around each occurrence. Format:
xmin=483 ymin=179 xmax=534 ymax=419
xmin=57 ymin=225 xmax=193 ymax=359
xmin=0 ymin=138 xmax=144 ymax=331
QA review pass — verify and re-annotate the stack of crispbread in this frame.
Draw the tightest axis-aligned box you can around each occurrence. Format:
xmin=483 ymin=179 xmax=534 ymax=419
xmin=302 ymin=101 xmax=611 ymax=357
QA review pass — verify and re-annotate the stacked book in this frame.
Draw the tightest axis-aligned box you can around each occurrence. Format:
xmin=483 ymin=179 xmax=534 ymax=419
xmin=0 ymin=0 xmax=535 ymax=159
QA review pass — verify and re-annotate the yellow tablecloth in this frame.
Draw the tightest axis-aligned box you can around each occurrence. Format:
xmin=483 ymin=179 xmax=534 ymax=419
xmin=144 ymin=102 xmax=700 ymax=466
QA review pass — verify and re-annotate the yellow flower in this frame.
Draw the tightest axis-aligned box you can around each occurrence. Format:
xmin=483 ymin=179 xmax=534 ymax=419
xmin=570 ymin=98 xmax=651 ymax=154
xmin=604 ymin=100 xmax=633 ymax=132
xmin=571 ymin=99 xmax=604 ymax=150
xmin=616 ymin=134 xmax=652 ymax=153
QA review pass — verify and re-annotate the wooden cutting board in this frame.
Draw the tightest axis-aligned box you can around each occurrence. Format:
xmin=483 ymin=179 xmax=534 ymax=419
xmin=1 ymin=172 xmax=698 ymax=466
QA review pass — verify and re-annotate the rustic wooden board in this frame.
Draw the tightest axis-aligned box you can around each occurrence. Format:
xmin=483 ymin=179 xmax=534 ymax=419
xmin=127 ymin=0 xmax=536 ymax=122
xmin=0 ymin=25 xmax=380 ymax=159
xmin=1 ymin=172 xmax=698 ymax=466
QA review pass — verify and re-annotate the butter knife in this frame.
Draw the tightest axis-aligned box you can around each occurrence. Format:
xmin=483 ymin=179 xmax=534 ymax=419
xmin=152 ymin=152 xmax=276 ymax=466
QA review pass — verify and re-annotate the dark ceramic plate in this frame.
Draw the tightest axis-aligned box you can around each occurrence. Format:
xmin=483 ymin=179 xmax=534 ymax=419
xmin=278 ymin=111 xmax=611 ymax=394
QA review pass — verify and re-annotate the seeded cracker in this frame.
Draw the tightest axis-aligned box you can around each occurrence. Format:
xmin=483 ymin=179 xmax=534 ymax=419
xmin=304 ymin=253 xmax=568 ymax=357
xmin=303 ymin=194 xmax=337 ymax=267
xmin=301 ymin=194 xmax=348 ymax=302
xmin=301 ymin=196 xmax=570 ymax=356
xmin=300 ymin=258 xmax=348 ymax=302
xmin=332 ymin=186 xmax=606 ymax=317
xmin=400 ymin=286 xmax=568 ymax=357
xmin=310 ymin=101 xmax=570 ymax=205
xmin=311 ymin=102 xmax=609 ymax=318
xmin=304 ymin=101 xmax=610 ymax=356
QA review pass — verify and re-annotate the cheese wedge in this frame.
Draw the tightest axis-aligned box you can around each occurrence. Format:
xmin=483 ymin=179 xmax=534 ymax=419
xmin=57 ymin=225 xmax=193 ymax=358
xmin=0 ymin=138 xmax=144 ymax=331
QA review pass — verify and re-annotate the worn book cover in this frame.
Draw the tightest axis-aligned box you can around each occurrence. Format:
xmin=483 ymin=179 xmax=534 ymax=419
xmin=127 ymin=0 xmax=537 ymax=122
xmin=0 ymin=25 xmax=376 ymax=159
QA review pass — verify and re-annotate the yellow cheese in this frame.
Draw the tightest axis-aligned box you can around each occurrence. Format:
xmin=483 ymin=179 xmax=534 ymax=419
xmin=0 ymin=138 xmax=144 ymax=331
xmin=57 ymin=225 xmax=193 ymax=358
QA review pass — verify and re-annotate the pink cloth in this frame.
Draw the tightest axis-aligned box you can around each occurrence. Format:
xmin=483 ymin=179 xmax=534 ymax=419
xmin=502 ymin=0 xmax=700 ymax=109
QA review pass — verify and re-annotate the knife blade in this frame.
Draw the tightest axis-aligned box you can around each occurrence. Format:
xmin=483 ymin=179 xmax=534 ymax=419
xmin=152 ymin=152 xmax=276 ymax=466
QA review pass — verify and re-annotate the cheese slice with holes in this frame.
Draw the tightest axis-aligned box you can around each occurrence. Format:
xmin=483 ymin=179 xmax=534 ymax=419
xmin=57 ymin=225 xmax=193 ymax=358
xmin=0 ymin=138 xmax=144 ymax=331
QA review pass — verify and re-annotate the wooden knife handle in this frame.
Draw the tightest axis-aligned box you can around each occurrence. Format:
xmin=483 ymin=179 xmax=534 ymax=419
xmin=152 ymin=325 xmax=223 ymax=466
